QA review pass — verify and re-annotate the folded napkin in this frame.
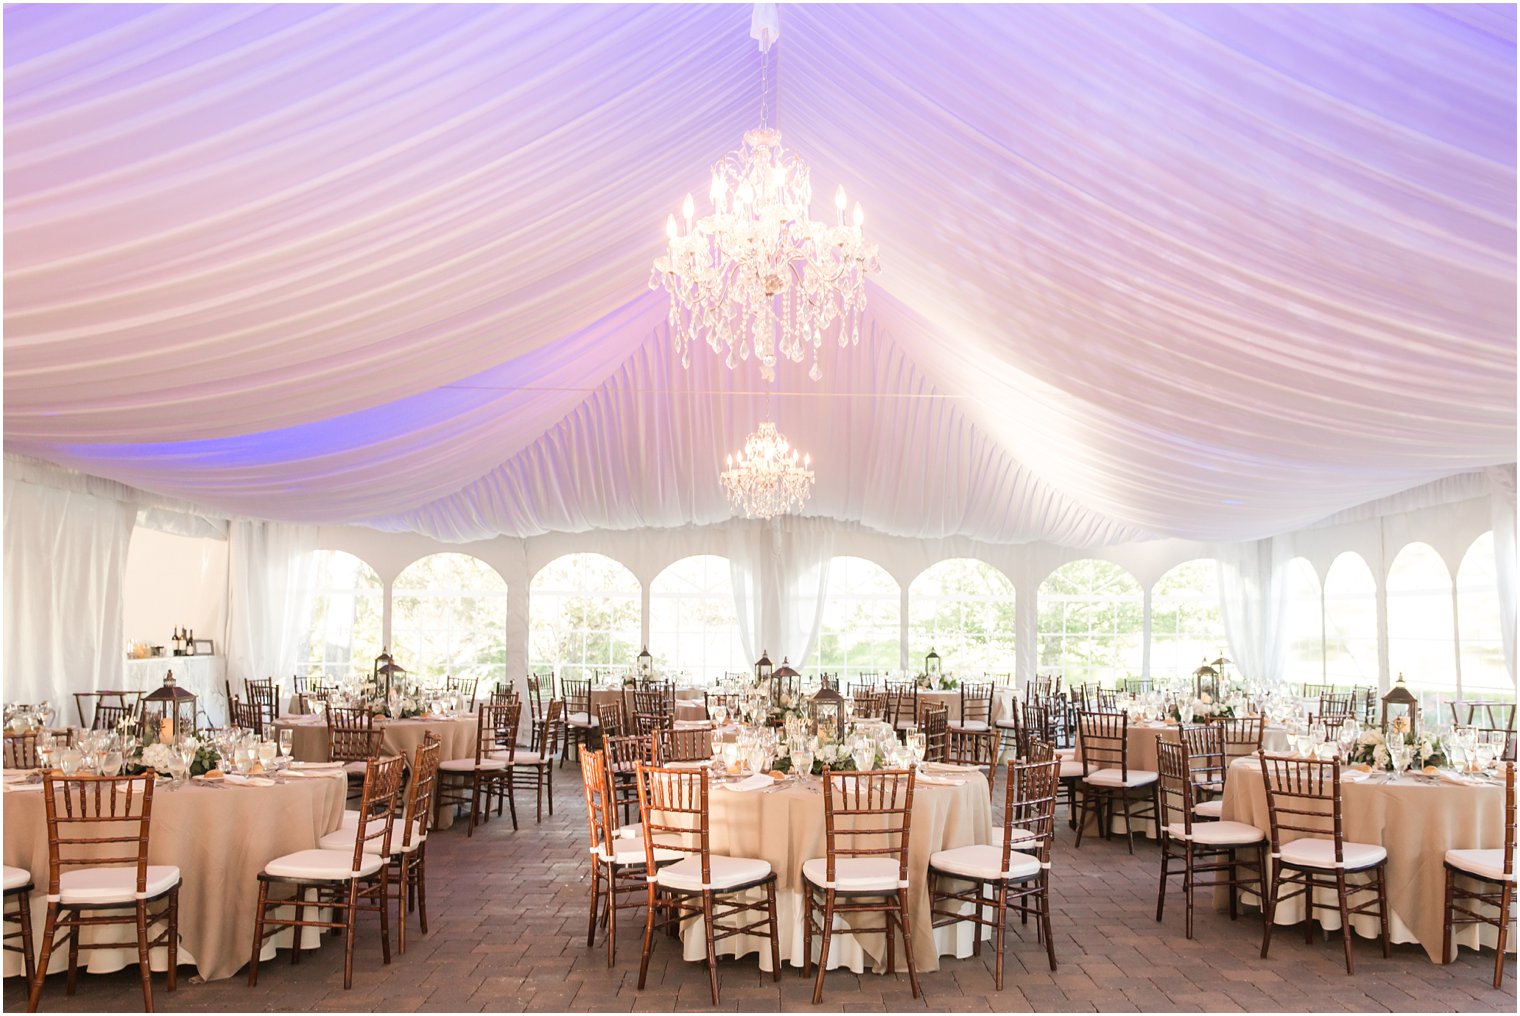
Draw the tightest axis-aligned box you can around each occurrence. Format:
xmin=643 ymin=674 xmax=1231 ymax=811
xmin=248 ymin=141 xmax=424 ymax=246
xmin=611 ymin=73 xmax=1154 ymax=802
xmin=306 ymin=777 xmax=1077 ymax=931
xmin=922 ymin=762 xmax=980 ymax=775
xmin=3 ymin=782 xmax=43 ymax=793
xmin=291 ymin=761 xmax=344 ymax=770
xmin=917 ymin=775 xmax=967 ymax=786
xmin=721 ymin=774 xmax=773 ymax=793
xmin=665 ymin=760 xmax=710 ymax=770
xmin=1339 ymin=769 xmax=1372 ymax=783
xmin=223 ymin=774 xmax=276 ymax=787
xmin=672 ymin=721 xmax=712 ymax=731
xmin=1437 ymin=771 xmax=1490 ymax=787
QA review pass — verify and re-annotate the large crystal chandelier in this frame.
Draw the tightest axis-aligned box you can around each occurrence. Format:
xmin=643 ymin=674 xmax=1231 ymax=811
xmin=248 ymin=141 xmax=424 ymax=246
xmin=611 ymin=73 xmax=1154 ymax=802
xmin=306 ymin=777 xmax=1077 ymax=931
xmin=650 ymin=39 xmax=879 ymax=382
xmin=720 ymin=422 xmax=814 ymax=520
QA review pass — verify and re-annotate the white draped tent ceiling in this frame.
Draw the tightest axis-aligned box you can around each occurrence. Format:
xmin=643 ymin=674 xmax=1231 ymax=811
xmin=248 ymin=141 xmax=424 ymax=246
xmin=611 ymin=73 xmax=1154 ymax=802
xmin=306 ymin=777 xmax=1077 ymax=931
xmin=5 ymin=4 xmax=1515 ymax=547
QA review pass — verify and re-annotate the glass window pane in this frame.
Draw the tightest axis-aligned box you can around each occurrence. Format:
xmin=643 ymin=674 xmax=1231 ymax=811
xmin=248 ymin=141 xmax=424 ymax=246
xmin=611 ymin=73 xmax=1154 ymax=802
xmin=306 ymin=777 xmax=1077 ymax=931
xmin=528 ymin=553 xmax=641 ymax=684
xmin=907 ymin=558 xmax=1015 ymax=678
xmin=1323 ymin=552 xmax=1378 ymax=687
xmin=812 ymin=557 xmax=900 ymax=678
xmin=1457 ymin=532 xmax=1512 ymax=700
xmin=391 ymin=553 xmax=507 ymax=685
xmin=648 ymin=555 xmax=746 ymax=681
xmin=1282 ymin=557 xmax=1324 ymax=681
xmin=298 ymin=550 xmax=384 ymax=687
xmin=1037 ymin=560 xmax=1143 ymax=686
xmin=1150 ymin=559 xmax=1227 ymax=684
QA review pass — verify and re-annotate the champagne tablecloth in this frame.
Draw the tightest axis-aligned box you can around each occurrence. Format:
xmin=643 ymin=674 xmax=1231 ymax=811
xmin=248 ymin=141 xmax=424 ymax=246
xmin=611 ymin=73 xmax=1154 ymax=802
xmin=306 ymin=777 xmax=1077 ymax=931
xmin=1073 ymin=720 xmax=1291 ymax=772
xmin=589 ymin=686 xmax=707 ymax=723
xmin=674 ymin=771 xmax=993 ymax=973
xmin=2 ymin=772 xmax=346 ymax=981
xmin=271 ymin=714 xmax=479 ymax=767
xmin=1221 ymin=758 xmax=1513 ymax=962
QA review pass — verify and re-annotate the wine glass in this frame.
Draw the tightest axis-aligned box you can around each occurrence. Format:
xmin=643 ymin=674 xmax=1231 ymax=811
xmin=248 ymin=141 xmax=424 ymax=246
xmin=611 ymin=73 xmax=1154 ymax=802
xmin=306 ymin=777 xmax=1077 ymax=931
xmin=58 ymin=747 xmax=82 ymax=776
xmin=99 ymin=750 xmax=123 ymax=777
xmin=278 ymin=729 xmax=294 ymax=764
xmin=1387 ymin=739 xmax=1412 ymax=781
xmin=1295 ymin=732 xmax=1314 ymax=758
xmin=851 ymin=739 xmax=875 ymax=773
xmin=910 ymin=732 xmax=928 ymax=769
xmin=709 ymin=703 xmax=728 ymax=727
xmin=793 ymin=744 xmax=814 ymax=780
xmin=257 ymin=739 xmax=278 ymax=770
xmin=1338 ymin=718 xmax=1360 ymax=758
xmin=36 ymin=731 xmax=55 ymax=770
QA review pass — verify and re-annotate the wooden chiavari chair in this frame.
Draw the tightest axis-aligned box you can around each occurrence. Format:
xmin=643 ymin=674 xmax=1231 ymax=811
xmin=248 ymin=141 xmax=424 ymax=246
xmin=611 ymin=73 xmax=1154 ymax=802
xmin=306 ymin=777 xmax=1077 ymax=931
xmin=945 ymin=728 xmax=1000 ymax=799
xmin=1355 ymin=686 xmax=1378 ymax=725
xmin=525 ymin=674 xmax=549 ymax=723
xmin=851 ymin=689 xmax=887 ymax=721
xmin=816 ymin=672 xmax=840 ymax=691
xmin=30 ymin=773 xmax=180 ymax=1012
xmin=919 ymin=704 xmax=949 ymax=763
xmin=803 ymin=768 xmax=919 ymax=1003
xmin=1209 ymin=714 xmax=1264 ymax=762
xmin=561 ymin=677 xmax=598 ymax=767
xmin=885 ymin=680 xmax=918 ymax=732
xmin=90 ymin=702 xmax=136 ymax=733
xmin=579 ymin=749 xmax=678 ymax=967
xmin=929 ymin=755 xmax=1059 ymax=988
xmin=1025 ymin=673 xmax=1054 ymax=704
xmin=847 ymin=680 xmax=880 ymax=699
xmin=1258 ymin=754 xmax=1390 ymax=974
xmin=250 ymin=754 xmax=403 ymax=990
xmin=597 ymin=700 xmax=627 ymax=739
xmin=654 ymin=726 xmax=712 ymax=764
xmin=295 ymin=688 xmax=330 ymax=716
xmin=230 ymin=697 xmax=265 ymax=737
xmin=509 ymin=699 xmax=562 ymax=823
xmin=436 ymin=702 xmax=519 ymax=836
xmin=953 ymin=681 xmax=994 ymax=734
xmin=602 ymin=732 xmax=652 ymax=830
xmin=1316 ymin=691 xmax=1355 ymax=726
xmin=1154 ymin=739 xmax=1265 ymax=940
xmin=993 ymin=695 xmax=1021 ymax=760
xmin=632 ymin=686 xmax=673 ymax=719
xmin=245 ymin=678 xmax=280 ymax=729
xmin=1095 ymin=687 xmax=1119 ymax=712
xmin=444 ymin=675 xmax=479 ymax=708
xmin=1450 ymin=701 xmax=1518 ymax=761
xmin=1442 ymin=761 xmax=1515 ymax=988
xmin=3 ymin=864 xmax=34 ymax=987
xmin=633 ymin=711 xmax=671 ymax=739
xmin=1074 ymin=710 xmax=1158 ymax=854
xmin=72 ymin=691 xmax=141 ymax=730
xmin=1299 ymin=682 xmax=1335 ymax=701
xmin=1178 ymin=723 xmax=1228 ymax=819
xmin=635 ymin=765 xmax=780 ymax=1004
xmin=4 ymin=732 xmax=41 ymax=769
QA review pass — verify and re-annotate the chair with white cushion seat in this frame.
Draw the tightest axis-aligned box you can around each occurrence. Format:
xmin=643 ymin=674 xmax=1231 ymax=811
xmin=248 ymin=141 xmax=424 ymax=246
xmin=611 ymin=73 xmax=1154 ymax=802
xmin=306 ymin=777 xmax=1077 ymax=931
xmin=509 ymin=698 xmax=562 ymax=823
xmin=635 ymin=764 xmax=780 ymax=1005
xmin=803 ymin=768 xmax=920 ymax=1004
xmin=653 ymin=725 xmax=712 ymax=764
xmin=1258 ymin=754 xmax=1389 ymax=974
xmin=28 ymin=773 xmax=180 ymax=1013
xmin=1154 ymin=740 xmax=1265 ymax=940
xmin=952 ymin=682 xmax=994 ymax=734
xmin=435 ymin=701 xmax=518 ymax=836
xmin=250 ymin=753 xmax=404 ymax=991
xmin=1443 ymin=760 xmax=1514 ymax=988
xmin=1210 ymin=715 xmax=1264 ymax=762
xmin=929 ymin=755 xmax=1059 ymax=989
xmin=1075 ymin=710 xmax=1158 ymax=854
xmin=603 ymin=732 xmax=652 ymax=828
xmin=993 ymin=696 xmax=1021 ymax=761
xmin=918 ymin=703 xmax=949 ymax=764
xmin=561 ymin=677 xmax=598 ymax=767
xmin=885 ymin=681 xmax=918 ymax=733
xmin=945 ymin=728 xmax=1000 ymax=800
xmin=326 ymin=706 xmax=383 ymax=799
xmin=3 ymin=865 xmax=34 ymax=986
xmin=322 ymin=732 xmax=440 ymax=956
xmin=1178 ymin=723 xmax=1228 ymax=818
xmin=580 ymin=750 xmax=680 ymax=967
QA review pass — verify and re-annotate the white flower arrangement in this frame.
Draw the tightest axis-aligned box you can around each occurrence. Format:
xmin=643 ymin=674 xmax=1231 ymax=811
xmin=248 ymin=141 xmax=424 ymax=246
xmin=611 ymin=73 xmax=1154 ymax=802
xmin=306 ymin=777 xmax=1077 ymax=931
xmin=139 ymin=743 xmax=178 ymax=773
xmin=1350 ymin=723 xmax=1445 ymax=770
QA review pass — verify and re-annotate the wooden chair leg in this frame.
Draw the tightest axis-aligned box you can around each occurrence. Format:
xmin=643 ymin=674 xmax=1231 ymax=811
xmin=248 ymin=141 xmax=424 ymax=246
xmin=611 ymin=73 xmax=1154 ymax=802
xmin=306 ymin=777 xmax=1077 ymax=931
xmin=134 ymin=901 xmax=154 ymax=1012
xmin=165 ymin=889 xmax=179 ymax=992
xmin=1496 ymin=883 xmax=1513 ymax=989
xmin=636 ymin=884 xmax=659 ymax=990
xmin=812 ymin=891 xmax=835 ymax=1005
xmin=1442 ymin=867 xmax=1455 ymax=965
xmin=15 ymin=889 xmax=36 ymax=987
xmin=248 ymin=883 xmax=269 ymax=986
xmin=701 ymin=891 xmax=720 ymax=1005
xmin=896 ymin=889 xmax=921 ymax=999
xmin=342 ymin=879 xmax=360 ymax=990
xmin=1375 ymin=866 xmax=1391 ymax=958
xmin=765 ymin=880 xmax=781 ymax=982
xmin=28 ymin=904 xmax=60 ymax=1013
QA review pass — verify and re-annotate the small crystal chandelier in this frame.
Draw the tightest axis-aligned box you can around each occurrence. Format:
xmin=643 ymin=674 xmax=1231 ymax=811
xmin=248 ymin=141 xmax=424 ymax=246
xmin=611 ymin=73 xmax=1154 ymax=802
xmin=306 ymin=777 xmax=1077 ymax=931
xmin=720 ymin=422 xmax=814 ymax=520
xmin=650 ymin=31 xmax=879 ymax=382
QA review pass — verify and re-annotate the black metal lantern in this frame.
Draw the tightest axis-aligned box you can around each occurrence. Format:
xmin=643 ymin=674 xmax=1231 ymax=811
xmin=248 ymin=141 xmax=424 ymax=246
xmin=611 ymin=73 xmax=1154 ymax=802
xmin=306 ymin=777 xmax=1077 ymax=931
xmin=141 ymin=671 xmax=197 ymax=739
xmin=810 ymin=683 xmax=846 ymax=741
xmin=1381 ymin=673 xmax=1420 ymax=736
xmin=755 ymin=651 xmax=773 ymax=685
xmin=925 ymin=648 xmax=941 ymax=677
xmin=374 ymin=648 xmax=407 ymax=700
xmin=772 ymin=657 xmax=801 ymax=703
xmin=1193 ymin=658 xmax=1221 ymax=700
xmin=637 ymin=646 xmax=653 ymax=681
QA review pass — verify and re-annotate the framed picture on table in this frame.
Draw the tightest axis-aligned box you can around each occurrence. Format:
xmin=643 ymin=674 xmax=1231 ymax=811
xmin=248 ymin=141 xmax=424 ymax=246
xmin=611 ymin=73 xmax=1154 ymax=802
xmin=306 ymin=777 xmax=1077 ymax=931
xmin=190 ymin=638 xmax=215 ymax=656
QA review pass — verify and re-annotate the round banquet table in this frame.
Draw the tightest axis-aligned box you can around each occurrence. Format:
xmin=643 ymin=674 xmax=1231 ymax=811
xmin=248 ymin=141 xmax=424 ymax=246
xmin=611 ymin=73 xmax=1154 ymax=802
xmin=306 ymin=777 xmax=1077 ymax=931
xmin=590 ymin=686 xmax=707 ymax=723
xmin=271 ymin=713 xmax=479 ymax=767
xmin=673 ymin=769 xmax=993 ymax=973
xmin=905 ymin=689 xmax=1015 ymax=727
xmin=1221 ymin=758 xmax=1513 ymax=962
xmin=2 ymin=770 xmax=347 ymax=981
xmin=1074 ymin=719 xmax=1292 ymax=772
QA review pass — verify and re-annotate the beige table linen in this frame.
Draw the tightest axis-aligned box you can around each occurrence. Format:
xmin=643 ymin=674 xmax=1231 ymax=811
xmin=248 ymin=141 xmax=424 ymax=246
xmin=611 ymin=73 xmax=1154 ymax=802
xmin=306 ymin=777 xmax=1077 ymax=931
xmin=908 ymin=689 xmax=1014 ymax=727
xmin=2 ymin=772 xmax=346 ymax=981
xmin=272 ymin=714 xmax=479 ymax=767
xmin=1073 ymin=720 xmax=1291 ymax=773
xmin=673 ymin=772 xmax=993 ymax=973
xmin=590 ymin=686 xmax=707 ymax=723
xmin=1222 ymin=759 xmax=1512 ymax=962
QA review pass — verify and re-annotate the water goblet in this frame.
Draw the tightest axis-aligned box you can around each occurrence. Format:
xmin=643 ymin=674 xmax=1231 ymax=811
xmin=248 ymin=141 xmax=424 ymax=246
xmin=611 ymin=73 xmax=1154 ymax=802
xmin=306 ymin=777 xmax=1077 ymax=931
xmin=910 ymin=732 xmax=928 ymax=768
xmin=279 ymin=729 xmax=294 ymax=763
xmin=1294 ymin=732 xmax=1314 ymax=758
xmin=58 ymin=748 xmax=82 ymax=776
xmin=1387 ymin=739 xmax=1412 ymax=781
xmin=793 ymin=746 xmax=814 ymax=779
xmin=709 ymin=703 xmax=728 ymax=727
xmin=99 ymin=750 xmax=123 ymax=777
xmin=851 ymin=740 xmax=875 ymax=773
xmin=258 ymin=739 xmax=278 ymax=769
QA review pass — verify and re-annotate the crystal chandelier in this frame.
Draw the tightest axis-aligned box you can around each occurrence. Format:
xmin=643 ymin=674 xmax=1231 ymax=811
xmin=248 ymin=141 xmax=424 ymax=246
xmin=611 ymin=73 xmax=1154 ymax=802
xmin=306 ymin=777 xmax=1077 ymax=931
xmin=650 ymin=60 xmax=879 ymax=382
xmin=720 ymin=422 xmax=814 ymax=519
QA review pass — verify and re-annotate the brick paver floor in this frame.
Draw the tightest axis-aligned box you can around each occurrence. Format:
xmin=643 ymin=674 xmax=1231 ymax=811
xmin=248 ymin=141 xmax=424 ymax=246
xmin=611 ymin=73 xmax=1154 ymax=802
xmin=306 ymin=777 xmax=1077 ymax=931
xmin=6 ymin=768 xmax=1514 ymax=1012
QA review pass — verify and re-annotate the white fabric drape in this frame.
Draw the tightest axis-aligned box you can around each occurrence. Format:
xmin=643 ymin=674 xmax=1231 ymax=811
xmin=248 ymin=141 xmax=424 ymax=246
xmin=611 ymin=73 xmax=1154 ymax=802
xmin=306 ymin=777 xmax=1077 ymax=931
xmin=224 ymin=520 xmax=319 ymax=706
xmin=3 ymin=478 xmax=135 ymax=705
xmin=1214 ymin=539 xmax=1286 ymax=686
xmin=725 ymin=518 xmax=834 ymax=667
xmin=3 ymin=6 xmax=1510 ymax=546
xmin=1489 ymin=467 xmax=1518 ymax=682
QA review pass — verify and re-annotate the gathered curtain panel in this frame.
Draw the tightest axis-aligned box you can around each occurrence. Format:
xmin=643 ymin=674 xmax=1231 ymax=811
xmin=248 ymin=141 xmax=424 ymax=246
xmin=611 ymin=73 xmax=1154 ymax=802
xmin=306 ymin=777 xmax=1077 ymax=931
xmin=224 ymin=520 xmax=319 ymax=710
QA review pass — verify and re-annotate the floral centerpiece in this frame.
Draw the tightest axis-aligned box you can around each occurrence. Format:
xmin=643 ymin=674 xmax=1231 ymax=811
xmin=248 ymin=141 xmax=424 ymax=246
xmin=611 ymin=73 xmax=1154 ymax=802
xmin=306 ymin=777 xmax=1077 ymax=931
xmin=766 ymin=690 xmax=806 ymax=728
xmin=346 ymin=674 xmax=427 ymax=718
xmin=1170 ymin=691 xmax=1234 ymax=722
xmin=129 ymin=737 xmax=220 ymax=777
xmin=1349 ymin=718 xmax=1445 ymax=771
xmin=774 ymin=739 xmax=885 ymax=776
xmin=913 ymin=673 xmax=959 ymax=691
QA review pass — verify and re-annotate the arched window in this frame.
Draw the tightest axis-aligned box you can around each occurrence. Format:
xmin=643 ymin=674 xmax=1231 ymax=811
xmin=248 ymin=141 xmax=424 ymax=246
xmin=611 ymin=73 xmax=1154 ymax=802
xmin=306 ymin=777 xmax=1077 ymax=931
xmin=529 ymin=553 xmax=641 ymax=683
xmin=1037 ymin=560 xmax=1143 ymax=686
xmin=1149 ymin=559 xmax=1228 ymax=683
xmin=907 ymin=559 xmax=1015 ymax=676
xmin=1323 ymin=552 xmax=1378 ymax=686
xmin=1281 ymin=557 xmax=1325 ymax=680
xmin=392 ymin=553 xmax=507 ymax=684
xmin=299 ymin=550 xmax=384 ymax=685
xmin=1456 ymin=532 xmax=1511 ymax=698
xmin=813 ymin=557 xmax=900 ymax=678
xmin=648 ymin=555 xmax=746 ymax=681
xmin=1387 ymin=542 xmax=1456 ymax=707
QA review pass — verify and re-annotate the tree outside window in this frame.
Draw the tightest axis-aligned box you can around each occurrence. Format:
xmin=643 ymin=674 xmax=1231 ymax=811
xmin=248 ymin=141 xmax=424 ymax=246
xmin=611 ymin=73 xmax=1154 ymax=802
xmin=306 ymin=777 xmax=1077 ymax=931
xmin=1037 ymin=559 xmax=1143 ymax=686
xmin=1150 ymin=559 xmax=1227 ymax=684
xmin=648 ymin=555 xmax=746 ymax=682
xmin=813 ymin=557 xmax=900 ymax=678
xmin=907 ymin=558 xmax=1015 ymax=678
xmin=529 ymin=553 xmax=640 ymax=683
xmin=391 ymin=553 xmax=507 ymax=685
xmin=299 ymin=550 xmax=384 ymax=686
